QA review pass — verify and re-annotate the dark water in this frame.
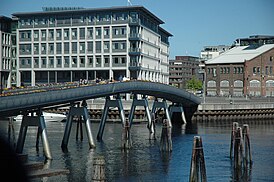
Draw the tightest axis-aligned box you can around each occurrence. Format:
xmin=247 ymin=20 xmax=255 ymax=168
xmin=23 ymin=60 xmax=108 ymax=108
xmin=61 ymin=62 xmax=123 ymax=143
xmin=0 ymin=119 xmax=274 ymax=182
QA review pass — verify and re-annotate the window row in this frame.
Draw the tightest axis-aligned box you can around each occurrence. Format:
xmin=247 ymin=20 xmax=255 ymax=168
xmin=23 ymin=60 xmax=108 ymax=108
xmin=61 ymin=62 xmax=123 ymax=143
xmin=19 ymin=11 xmax=136 ymax=26
xmin=19 ymin=41 xmax=127 ymax=55
xmin=19 ymin=26 xmax=127 ymax=41
xmin=207 ymin=67 xmax=244 ymax=75
xmin=253 ymin=66 xmax=273 ymax=75
xmin=207 ymin=80 xmax=243 ymax=87
xmin=18 ymin=56 xmax=127 ymax=68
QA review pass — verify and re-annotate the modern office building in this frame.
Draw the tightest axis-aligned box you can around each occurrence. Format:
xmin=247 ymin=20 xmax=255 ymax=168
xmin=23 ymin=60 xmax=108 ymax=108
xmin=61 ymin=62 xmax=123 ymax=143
xmin=0 ymin=16 xmax=12 ymax=92
xmin=169 ymin=56 xmax=200 ymax=89
xmin=12 ymin=6 xmax=172 ymax=87
xmin=205 ymin=44 xmax=274 ymax=97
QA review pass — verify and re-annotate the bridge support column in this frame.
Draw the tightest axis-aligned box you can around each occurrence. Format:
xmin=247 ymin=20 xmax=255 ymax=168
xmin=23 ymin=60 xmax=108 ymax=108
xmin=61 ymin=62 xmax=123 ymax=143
xmin=151 ymin=98 xmax=172 ymax=128
xmin=16 ymin=111 xmax=52 ymax=160
xmin=61 ymin=100 xmax=95 ymax=150
xmin=97 ymin=94 xmax=126 ymax=141
xmin=129 ymin=94 xmax=155 ymax=139
xmin=169 ymin=103 xmax=186 ymax=124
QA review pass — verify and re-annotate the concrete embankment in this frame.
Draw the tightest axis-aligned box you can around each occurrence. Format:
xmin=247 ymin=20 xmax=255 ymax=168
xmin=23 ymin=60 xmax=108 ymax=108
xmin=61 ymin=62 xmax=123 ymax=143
xmin=193 ymin=96 xmax=274 ymax=123
xmin=45 ymin=97 xmax=274 ymax=124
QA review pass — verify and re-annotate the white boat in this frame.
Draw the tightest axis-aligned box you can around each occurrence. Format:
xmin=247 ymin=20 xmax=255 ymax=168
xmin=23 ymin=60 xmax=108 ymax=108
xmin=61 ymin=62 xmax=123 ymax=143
xmin=14 ymin=112 xmax=67 ymax=122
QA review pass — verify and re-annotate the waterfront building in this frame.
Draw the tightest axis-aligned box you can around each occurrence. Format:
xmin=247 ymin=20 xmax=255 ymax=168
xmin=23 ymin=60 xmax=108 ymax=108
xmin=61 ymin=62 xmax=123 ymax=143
xmin=205 ymin=43 xmax=274 ymax=97
xmin=169 ymin=56 xmax=200 ymax=89
xmin=12 ymin=6 xmax=172 ymax=87
xmin=200 ymin=45 xmax=231 ymax=61
xmin=0 ymin=16 xmax=12 ymax=92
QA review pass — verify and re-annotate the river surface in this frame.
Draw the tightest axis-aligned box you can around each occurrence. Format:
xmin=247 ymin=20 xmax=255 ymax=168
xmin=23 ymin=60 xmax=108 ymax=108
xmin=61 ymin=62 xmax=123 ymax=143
xmin=0 ymin=119 xmax=273 ymax=182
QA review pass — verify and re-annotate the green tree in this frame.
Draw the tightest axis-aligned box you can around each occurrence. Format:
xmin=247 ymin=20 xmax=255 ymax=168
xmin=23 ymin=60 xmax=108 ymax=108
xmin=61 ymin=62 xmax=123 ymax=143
xmin=186 ymin=76 xmax=202 ymax=92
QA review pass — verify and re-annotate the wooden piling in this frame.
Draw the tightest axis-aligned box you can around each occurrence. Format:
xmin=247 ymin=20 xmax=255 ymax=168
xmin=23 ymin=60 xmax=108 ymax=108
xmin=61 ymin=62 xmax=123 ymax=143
xmin=76 ymin=116 xmax=83 ymax=141
xmin=233 ymin=127 xmax=243 ymax=170
xmin=189 ymin=136 xmax=207 ymax=182
xmin=242 ymin=124 xmax=252 ymax=167
xmin=8 ymin=117 xmax=16 ymax=148
xmin=92 ymin=156 xmax=105 ymax=182
xmin=230 ymin=122 xmax=239 ymax=159
xmin=121 ymin=119 xmax=132 ymax=150
xmin=160 ymin=119 xmax=172 ymax=152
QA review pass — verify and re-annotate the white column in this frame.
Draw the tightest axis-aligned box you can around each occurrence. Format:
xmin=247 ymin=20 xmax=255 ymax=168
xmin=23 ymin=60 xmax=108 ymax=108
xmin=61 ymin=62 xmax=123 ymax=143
xmin=31 ymin=70 xmax=35 ymax=86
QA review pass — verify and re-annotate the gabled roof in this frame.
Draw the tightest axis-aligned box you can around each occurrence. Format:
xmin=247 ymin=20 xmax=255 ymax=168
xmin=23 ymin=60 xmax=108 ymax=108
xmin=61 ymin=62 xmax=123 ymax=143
xmin=205 ymin=44 xmax=274 ymax=65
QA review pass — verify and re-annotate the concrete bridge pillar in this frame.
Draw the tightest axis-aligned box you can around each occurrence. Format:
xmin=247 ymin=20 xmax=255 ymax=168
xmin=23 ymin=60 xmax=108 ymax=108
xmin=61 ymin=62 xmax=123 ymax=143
xmin=61 ymin=100 xmax=95 ymax=151
xmin=97 ymin=94 xmax=126 ymax=141
xmin=169 ymin=103 xmax=186 ymax=124
xmin=16 ymin=110 xmax=52 ymax=159
xmin=128 ymin=94 xmax=155 ymax=139
xmin=151 ymin=98 xmax=172 ymax=128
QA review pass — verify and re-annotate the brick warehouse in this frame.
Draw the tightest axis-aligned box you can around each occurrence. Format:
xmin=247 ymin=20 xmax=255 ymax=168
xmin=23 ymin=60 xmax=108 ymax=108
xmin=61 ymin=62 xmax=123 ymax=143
xmin=205 ymin=44 xmax=274 ymax=97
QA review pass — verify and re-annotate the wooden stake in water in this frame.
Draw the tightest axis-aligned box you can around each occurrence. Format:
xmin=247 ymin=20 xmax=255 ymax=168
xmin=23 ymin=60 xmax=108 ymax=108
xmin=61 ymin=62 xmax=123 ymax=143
xmin=76 ymin=116 xmax=83 ymax=141
xmin=8 ymin=117 xmax=16 ymax=148
xmin=160 ymin=119 xmax=172 ymax=152
xmin=121 ymin=119 xmax=132 ymax=150
xmin=234 ymin=127 xmax=243 ymax=170
xmin=242 ymin=124 xmax=252 ymax=167
xmin=92 ymin=156 xmax=106 ymax=182
xmin=230 ymin=122 xmax=239 ymax=159
xmin=189 ymin=136 xmax=207 ymax=182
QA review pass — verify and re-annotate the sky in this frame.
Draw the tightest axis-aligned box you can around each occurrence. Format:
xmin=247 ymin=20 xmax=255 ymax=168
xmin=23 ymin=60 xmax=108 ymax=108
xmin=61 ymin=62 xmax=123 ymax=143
xmin=1 ymin=0 xmax=274 ymax=59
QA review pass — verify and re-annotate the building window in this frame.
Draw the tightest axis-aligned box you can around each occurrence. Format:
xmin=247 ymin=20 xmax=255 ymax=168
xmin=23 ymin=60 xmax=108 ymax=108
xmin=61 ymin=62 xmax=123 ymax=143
xmin=207 ymin=80 xmax=216 ymax=87
xmin=266 ymin=80 xmax=274 ymax=87
xmin=250 ymin=80 xmax=261 ymax=87
xmin=256 ymin=67 xmax=260 ymax=74
xmin=220 ymin=67 xmax=223 ymax=74
xmin=253 ymin=67 xmax=256 ymax=74
xmin=234 ymin=80 xmax=243 ymax=87
xmin=213 ymin=68 xmax=216 ymax=77
xmin=220 ymin=80 xmax=229 ymax=87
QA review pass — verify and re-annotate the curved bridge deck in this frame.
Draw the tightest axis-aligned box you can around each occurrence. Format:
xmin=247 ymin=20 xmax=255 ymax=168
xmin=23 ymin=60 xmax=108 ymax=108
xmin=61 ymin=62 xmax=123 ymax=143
xmin=0 ymin=81 xmax=201 ymax=117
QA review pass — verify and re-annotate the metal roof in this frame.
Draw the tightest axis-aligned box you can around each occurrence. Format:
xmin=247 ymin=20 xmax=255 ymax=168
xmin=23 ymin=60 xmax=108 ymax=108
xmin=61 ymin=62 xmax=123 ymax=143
xmin=205 ymin=44 xmax=274 ymax=65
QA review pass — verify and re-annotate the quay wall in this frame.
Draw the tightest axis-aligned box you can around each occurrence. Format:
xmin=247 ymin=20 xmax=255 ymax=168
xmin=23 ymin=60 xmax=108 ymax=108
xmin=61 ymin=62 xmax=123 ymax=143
xmin=45 ymin=97 xmax=274 ymax=123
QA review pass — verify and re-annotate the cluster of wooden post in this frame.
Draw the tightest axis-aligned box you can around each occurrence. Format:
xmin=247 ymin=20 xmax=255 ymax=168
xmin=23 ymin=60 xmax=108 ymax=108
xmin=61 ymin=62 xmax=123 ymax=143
xmin=189 ymin=136 xmax=207 ymax=182
xmin=160 ymin=119 xmax=172 ymax=152
xmin=230 ymin=122 xmax=252 ymax=180
xmin=92 ymin=156 xmax=106 ymax=182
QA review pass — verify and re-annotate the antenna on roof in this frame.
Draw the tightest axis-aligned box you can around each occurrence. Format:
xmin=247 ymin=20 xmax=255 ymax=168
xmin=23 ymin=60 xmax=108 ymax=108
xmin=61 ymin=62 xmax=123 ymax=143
xmin=127 ymin=0 xmax=133 ymax=6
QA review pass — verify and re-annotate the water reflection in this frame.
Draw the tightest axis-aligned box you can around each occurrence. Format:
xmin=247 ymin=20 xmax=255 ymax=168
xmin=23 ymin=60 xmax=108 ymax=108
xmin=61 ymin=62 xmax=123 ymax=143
xmin=1 ymin=118 xmax=274 ymax=181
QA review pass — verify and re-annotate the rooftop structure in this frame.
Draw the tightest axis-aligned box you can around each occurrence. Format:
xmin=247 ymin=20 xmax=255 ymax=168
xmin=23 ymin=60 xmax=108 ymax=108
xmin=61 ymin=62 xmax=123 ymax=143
xmin=233 ymin=35 xmax=274 ymax=47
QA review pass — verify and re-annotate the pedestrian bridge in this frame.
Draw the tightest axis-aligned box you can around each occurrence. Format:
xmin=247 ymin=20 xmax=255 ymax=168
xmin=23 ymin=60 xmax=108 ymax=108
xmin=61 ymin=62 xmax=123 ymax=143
xmin=1 ymin=81 xmax=201 ymax=159
xmin=0 ymin=81 xmax=201 ymax=118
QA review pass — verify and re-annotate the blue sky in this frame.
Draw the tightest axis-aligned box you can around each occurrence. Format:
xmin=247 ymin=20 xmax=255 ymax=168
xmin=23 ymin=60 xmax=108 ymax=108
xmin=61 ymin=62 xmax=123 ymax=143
xmin=1 ymin=0 xmax=274 ymax=58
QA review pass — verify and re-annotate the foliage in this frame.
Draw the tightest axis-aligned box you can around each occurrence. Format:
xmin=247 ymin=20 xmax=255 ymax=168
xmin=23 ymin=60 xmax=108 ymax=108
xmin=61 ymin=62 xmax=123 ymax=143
xmin=186 ymin=76 xmax=203 ymax=92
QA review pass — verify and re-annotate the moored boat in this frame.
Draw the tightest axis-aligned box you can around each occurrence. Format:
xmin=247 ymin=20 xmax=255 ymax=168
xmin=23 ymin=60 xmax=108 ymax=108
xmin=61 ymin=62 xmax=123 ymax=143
xmin=14 ymin=112 xmax=67 ymax=122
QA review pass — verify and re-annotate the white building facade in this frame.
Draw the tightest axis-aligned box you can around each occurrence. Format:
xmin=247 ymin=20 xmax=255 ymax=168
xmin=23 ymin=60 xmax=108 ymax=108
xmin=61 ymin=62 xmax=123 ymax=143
xmin=13 ymin=6 xmax=172 ymax=86
xmin=0 ymin=16 xmax=12 ymax=91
